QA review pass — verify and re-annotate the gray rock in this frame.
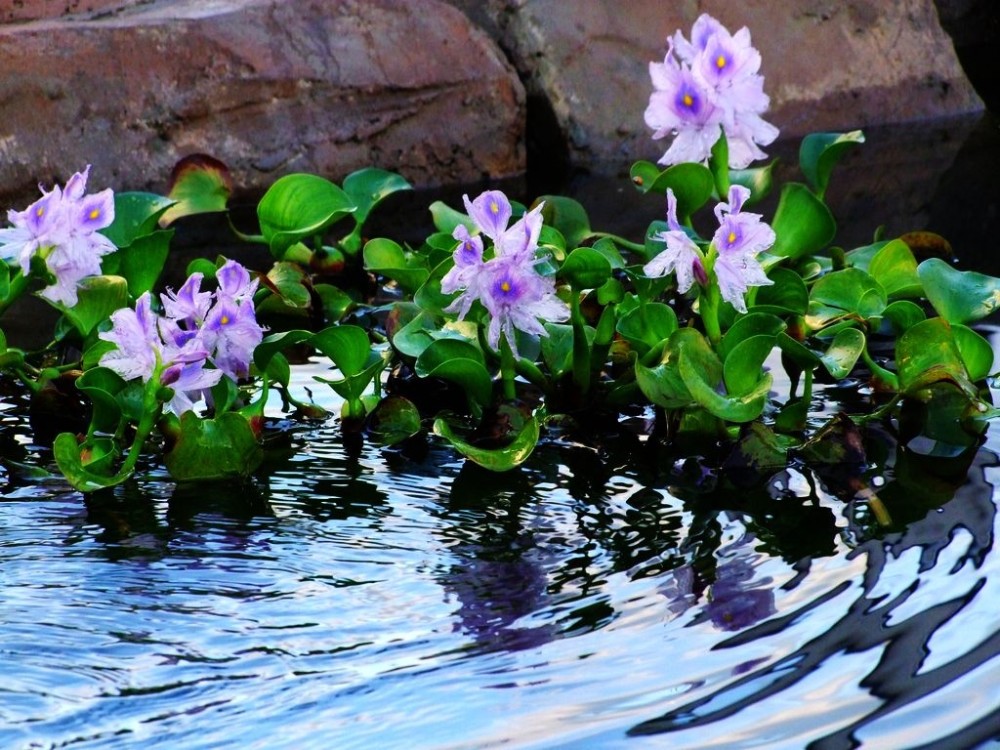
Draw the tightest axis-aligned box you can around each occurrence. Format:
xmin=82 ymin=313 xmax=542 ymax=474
xmin=444 ymin=0 xmax=984 ymax=169
xmin=0 ymin=0 xmax=525 ymax=205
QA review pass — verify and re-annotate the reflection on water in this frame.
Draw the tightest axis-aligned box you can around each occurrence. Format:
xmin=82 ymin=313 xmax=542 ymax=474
xmin=2 ymin=356 xmax=1000 ymax=749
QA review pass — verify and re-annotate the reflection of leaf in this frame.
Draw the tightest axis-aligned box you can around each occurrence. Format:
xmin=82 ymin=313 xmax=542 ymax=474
xmin=368 ymin=396 xmax=422 ymax=446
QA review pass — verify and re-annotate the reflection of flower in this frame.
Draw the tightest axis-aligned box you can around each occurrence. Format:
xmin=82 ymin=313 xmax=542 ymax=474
xmin=705 ymin=551 xmax=775 ymax=632
xmin=646 ymin=14 xmax=778 ymax=168
xmin=442 ymin=190 xmax=568 ymax=356
xmin=0 ymin=165 xmax=116 ymax=305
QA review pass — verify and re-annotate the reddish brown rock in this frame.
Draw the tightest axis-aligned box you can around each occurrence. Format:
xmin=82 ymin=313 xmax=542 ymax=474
xmin=1 ymin=0 xmax=144 ymax=24
xmin=445 ymin=0 xmax=984 ymax=168
xmin=0 ymin=0 xmax=525 ymax=205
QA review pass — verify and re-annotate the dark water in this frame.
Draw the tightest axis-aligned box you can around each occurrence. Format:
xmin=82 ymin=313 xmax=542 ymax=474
xmin=3 ymin=114 xmax=1000 ymax=748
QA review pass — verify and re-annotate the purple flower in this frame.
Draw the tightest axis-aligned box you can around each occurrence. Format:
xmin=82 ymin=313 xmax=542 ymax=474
xmin=647 ymin=15 xmax=778 ymax=169
xmin=645 ymin=49 xmax=724 ymax=166
xmin=202 ymin=295 xmax=263 ymax=380
xmin=643 ymin=188 xmax=705 ymax=294
xmin=445 ymin=190 xmax=568 ymax=355
xmin=478 ymin=253 xmax=569 ymax=355
xmin=0 ymin=165 xmax=117 ymax=306
xmin=99 ymin=260 xmax=263 ymax=415
xmin=711 ymin=185 xmax=775 ymax=313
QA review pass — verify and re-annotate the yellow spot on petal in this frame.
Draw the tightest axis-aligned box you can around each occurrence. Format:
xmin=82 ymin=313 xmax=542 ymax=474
xmin=727 ymin=231 xmax=737 ymax=244
xmin=89 ymin=208 xmax=101 ymax=220
xmin=36 ymin=206 xmax=45 ymax=218
xmin=490 ymin=201 xmax=499 ymax=214
xmin=501 ymin=281 xmax=511 ymax=293
xmin=682 ymin=93 xmax=693 ymax=107
xmin=220 ymin=315 xmax=230 ymax=325
xmin=716 ymin=54 xmax=727 ymax=69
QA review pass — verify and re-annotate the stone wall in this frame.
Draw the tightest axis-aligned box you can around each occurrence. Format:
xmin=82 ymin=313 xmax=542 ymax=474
xmin=0 ymin=0 xmax=985 ymax=205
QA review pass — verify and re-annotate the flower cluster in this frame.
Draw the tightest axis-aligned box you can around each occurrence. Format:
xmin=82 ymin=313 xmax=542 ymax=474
xmin=645 ymin=185 xmax=774 ymax=313
xmin=645 ymin=14 xmax=778 ymax=169
xmin=442 ymin=190 xmax=569 ymax=355
xmin=0 ymin=166 xmax=116 ymax=306
xmin=99 ymin=260 xmax=264 ymax=416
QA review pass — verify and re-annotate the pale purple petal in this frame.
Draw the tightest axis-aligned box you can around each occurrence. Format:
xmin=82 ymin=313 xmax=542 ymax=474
xmin=464 ymin=190 xmax=512 ymax=243
xmin=216 ymin=259 xmax=258 ymax=301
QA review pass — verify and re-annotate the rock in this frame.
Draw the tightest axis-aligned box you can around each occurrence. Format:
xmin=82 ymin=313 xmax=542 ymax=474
xmin=444 ymin=0 xmax=984 ymax=169
xmin=0 ymin=0 xmax=525 ymax=206
xmin=1 ymin=0 xmax=136 ymax=24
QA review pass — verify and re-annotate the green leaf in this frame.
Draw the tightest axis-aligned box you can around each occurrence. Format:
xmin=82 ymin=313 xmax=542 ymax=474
xmin=257 ymin=173 xmax=356 ymax=258
xmin=363 ymin=237 xmax=430 ymax=294
xmin=634 ymin=328 xmax=716 ymax=410
xmin=163 ymin=412 xmax=263 ymax=480
xmin=538 ymin=196 xmax=592 ymax=249
xmin=806 ymin=268 xmax=886 ymax=331
xmin=896 ymin=317 xmax=975 ymax=397
xmin=799 ymin=130 xmax=865 ymax=199
xmin=368 ymin=396 xmax=422 ymax=446
xmin=342 ymin=168 xmax=412 ymax=227
xmin=310 ymin=325 xmax=374 ymax=378
xmin=159 ymin=154 xmax=232 ymax=226
xmin=314 ymin=283 xmax=354 ymax=323
xmin=56 ymin=275 xmax=130 ymax=336
xmin=76 ymin=367 xmax=126 ymax=435
xmin=680 ymin=353 xmax=772 ymax=422
xmin=729 ymin=160 xmax=777 ymax=205
xmin=433 ymin=415 xmax=539 ymax=471
xmin=253 ymin=329 xmax=314 ymax=372
xmin=750 ymin=267 xmax=809 ymax=315
xmin=723 ymin=334 xmax=776 ymax=395
xmin=616 ymin=302 xmax=678 ymax=354
xmin=415 ymin=338 xmax=492 ymax=409
xmin=102 ymin=228 xmax=173 ymax=297
xmin=265 ymin=262 xmax=311 ymax=309
xmin=918 ymin=258 xmax=1000 ymax=324
xmin=101 ymin=192 xmax=176 ymax=248
xmin=560 ymin=246 xmax=612 ymax=291
xmin=53 ymin=432 xmax=124 ymax=492
xmin=429 ymin=200 xmax=476 ymax=235
xmin=883 ymin=300 xmax=926 ymax=334
xmin=629 ymin=161 xmax=714 ymax=221
xmin=952 ymin=324 xmax=994 ymax=381
xmin=819 ymin=327 xmax=865 ymax=379
xmin=541 ymin=322 xmax=575 ymax=378
xmin=720 ymin=312 xmax=785 ymax=360
xmin=770 ymin=182 xmax=837 ymax=260
xmin=868 ymin=238 xmax=922 ymax=299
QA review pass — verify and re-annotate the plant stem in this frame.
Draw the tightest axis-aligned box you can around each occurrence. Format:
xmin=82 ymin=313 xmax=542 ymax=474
xmin=0 ymin=270 xmax=30 ymax=318
xmin=700 ymin=283 xmax=722 ymax=348
xmin=570 ymin=294 xmax=591 ymax=395
xmin=589 ymin=232 xmax=646 ymax=255
xmin=499 ymin=336 xmax=517 ymax=401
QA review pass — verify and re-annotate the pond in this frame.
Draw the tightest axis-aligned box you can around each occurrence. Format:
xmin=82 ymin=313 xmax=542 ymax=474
xmin=3 ymin=113 xmax=1000 ymax=749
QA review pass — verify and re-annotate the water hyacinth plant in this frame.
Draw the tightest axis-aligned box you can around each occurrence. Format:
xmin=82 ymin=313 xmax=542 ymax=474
xmin=0 ymin=11 xmax=998 ymax=497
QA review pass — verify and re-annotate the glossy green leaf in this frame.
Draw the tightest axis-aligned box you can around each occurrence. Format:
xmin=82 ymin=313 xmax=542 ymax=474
xmin=629 ymin=162 xmax=714 ymax=221
xmin=164 ymin=412 xmax=263 ymax=480
xmin=777 ymin=330 xmax=822 ymax=369
xmin=720 ymin=312 xmax=785 ymax=360
xmin=416 ymin=338 xmax=492 ymax=408
xmin=799 ymin=130 xmax=865 ymax=199
xmin=57 ymin=275 xmax=129 ymax=336
xmin=101 ymin=192 xmax=176 ymax=248
xmin=729 ymin=159 xmax=777 ymax=205
xmin=770 ymin=183 xmax=837 ymax=260
xmin=368 ymin=396 xmax=422 ymax=446
xmin=159 ymin=154 xmax=232 ymax=226
xmin=253 ymin=329 xmax=314 ymax=372
xmin=868 ymin=239 xmax=921 ymax=299
xmin=257 ymin=174 xmax=356 ymax=257
xmin=723 ymin=334 xmax=776 ymax=395
xmin=363 ymin=237 xmax=430 ymax=294
xmin=342 ymin=168 xmax=411 ymax=226
xmin=896 ymin=317 xmax=975 ymax=397
xmin=429 ymin=200 xmax=475 ymax=235
xmin=76 ymin=367 xmax=126 ymax=435
xmin=819 ymin=327 xmax=865 ymax=379
xmin=433 ymin=415 xmax=539 ymax=471
xmin=541 ymin=322 xmax=575 ymax=378
xmin=680 ymin=353 xmax=772 ymax=422
xmin=750 ymin=267 xmax=809 ymax=315
xmin=560 ymin=246 xmax=612 ymax=290
xmin=635 ymin=328 xmax=716 ymax=410
xmin=806 ymin=268 xmax=886 ymax=331
xmin=53 ymin=432 xmax=124 ymax=492
xmin=265 ymin=262 xmax=311 ymax=309
xmin=311 ymin=325 xmax=373 ymax=377
xmin=616 ymin=302 xmax=678 ymax=354
xmin=952 ymin=324 xmax=994 ymax=381
xmin=102 ymin=228 xmax=173 ymax=297
xmin=538 ymin=196 xmax=591 ymax=249
xmin=918 ymin=258 xmax=1000 ymax=324
xmin=883 ymin=300 xmax=926 ymax=334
